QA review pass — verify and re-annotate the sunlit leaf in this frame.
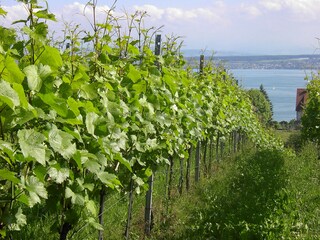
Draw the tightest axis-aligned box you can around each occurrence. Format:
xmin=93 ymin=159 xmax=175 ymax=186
xmin=24 ymin=65 xmax=42 ymax=92
xmin=12 ymin=83 xmax=29 ymax=109
xmin=48 ymin=125 xmax=76 ymax=159
xmin=24 ymin=176 xmax=48 ymax=207
xmin=0 ymin=80 xmax=20 ymax=109
xmin=127 ymin=64 xmax=141 ymax=83
xmin=48 ymin=167 xmax=69 ymax=184
xmin=8 ymin=208 xmax=26 ymax=231
xmin=0 ymin=7 xmax=7 ymax=16
xmin=86 ymin=200 xmax=97 ymax=216
xmin=37 ymin=46 xmax=62 ymax=70
xmin=34 ymin=9 xmax=56 ymax=21
xmin=97 ymin=172 xmax=118 ymax=188
xmin=86 ymin=112 xmax=99 ymax=137
xmin=18 ymin=129 xmax=47 ymax=165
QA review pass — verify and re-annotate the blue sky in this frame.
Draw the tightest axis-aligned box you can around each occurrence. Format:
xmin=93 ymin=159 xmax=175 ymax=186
xmin=2 ymin=0 xmax=320 ymax=55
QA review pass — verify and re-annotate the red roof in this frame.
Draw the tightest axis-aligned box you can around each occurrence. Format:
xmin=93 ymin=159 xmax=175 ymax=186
xmin=296 ymin=88 xmax=308 ymax=112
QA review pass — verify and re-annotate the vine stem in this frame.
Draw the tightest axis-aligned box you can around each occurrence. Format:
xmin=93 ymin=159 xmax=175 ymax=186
xmin=28 ymin=2 xmax=35 ymax=65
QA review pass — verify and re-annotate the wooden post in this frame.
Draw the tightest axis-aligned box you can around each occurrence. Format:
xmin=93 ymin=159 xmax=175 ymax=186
xmin=195 ymin=142 xmax=201 ymax=182
xmin=144 ymin=34 xmax=161 ymax=236
xmin=178 ymin=158 xmax=184 ymax=195
xmin=220 ymin=139 xmax=224 ymax=159
xmin=125 ymin=179 xmax=134 ymax=240
xmin=203 ymin=139 xmax=208 ymax=176
xmin=233 ymin=131 xmax=237 ymax=153
xmin=200 ymin=54 xmax=204 ymax=74
xmin=229 ymin=133 xmax=232 ymax=154
xmin=195 ymin=55 xmax=204 ymax=182
xmin=216 ymin=134 xmax=220 ymax=163
xmin=155 ymin=34 xmax=161 ymax=57
xmin=208 ymin=138 xmax=213 ymax=175
xmin=186 ymin=146 xmax=192 ymax=191
xmin=167 ymin=155 xmax=174 ymax=200
xmin=144 ymin=173 xmax=154 ymax=236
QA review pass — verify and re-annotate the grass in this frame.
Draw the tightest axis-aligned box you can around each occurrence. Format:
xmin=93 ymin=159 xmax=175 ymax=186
xmin=163 ymin=142 xmax=320 ymax=239
xmin=9 ymin=138 xmax=320 ymax=239
xmin=274 ymin=129 xmax=298 ymax=143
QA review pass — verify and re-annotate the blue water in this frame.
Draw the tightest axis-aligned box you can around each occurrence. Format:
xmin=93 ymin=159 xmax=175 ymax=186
xmin=230 ymin=69 xmax=310 ymax=121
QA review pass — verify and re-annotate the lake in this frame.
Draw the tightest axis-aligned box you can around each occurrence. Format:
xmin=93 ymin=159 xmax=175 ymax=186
xmin=230 ymin=69 xmax=311 ymax=121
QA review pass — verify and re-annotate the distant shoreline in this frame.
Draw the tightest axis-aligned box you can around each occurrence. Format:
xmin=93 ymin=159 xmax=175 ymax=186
xmin=186 ymin=54 xmax=320 ymax=70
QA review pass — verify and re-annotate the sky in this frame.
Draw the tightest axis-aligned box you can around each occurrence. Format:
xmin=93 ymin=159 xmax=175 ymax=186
xmin=2 ymin=0 xmax=320 ymax=55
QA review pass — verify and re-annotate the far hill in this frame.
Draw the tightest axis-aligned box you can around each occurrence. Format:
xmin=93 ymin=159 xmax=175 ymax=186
xmin=185 ymin=54 xmax=320 ymax=70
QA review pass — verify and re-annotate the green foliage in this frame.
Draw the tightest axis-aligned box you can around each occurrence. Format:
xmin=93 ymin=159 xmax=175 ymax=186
xmin=260 ymin=84 xmax=273 ymax=118
xmin=285 ymin=131 xmax=304 ymax=151
xmin=302 ymin=75 xmax=320 ymax=144
xmin=247 ymin=88 xmax=272 ymax=125
xmin=0 ymin=0 xmax=282 ymax=239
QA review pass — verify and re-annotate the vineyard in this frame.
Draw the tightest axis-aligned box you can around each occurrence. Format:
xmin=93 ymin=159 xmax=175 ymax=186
xmin=1 ymin=1 xmax=320 ymax=240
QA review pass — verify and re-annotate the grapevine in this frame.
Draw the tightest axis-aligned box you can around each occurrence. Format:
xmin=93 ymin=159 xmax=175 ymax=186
xmin=0 ymin=1 xmax=282 ymax=239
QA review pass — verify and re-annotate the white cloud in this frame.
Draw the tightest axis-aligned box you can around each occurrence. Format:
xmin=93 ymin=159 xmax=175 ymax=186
xmin=166 ymin=8 xmax=184 ymax=21
xmin=134 ymin=4 xmax=164 ymax=20
xmin=0 ymin=2 xmax=111 ymax=28
xmin=260 ymin=0 xmax=282 ymax=11
xmin=260 ymin=0 xmax=320 ymax=20
xmin=133 ymin=4 xmax=224 ymax=23
xmin=240 ymin=4 xmax=262 ymax=17
xmin=59 ymin=2 xmax=111 ymax=22
xmin=2 ymin=3 xmax=28 ymax=26
xmin=285 ymin=0 xmax=320 ymax=18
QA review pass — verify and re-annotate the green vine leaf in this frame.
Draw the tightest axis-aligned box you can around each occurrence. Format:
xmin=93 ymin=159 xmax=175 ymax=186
xmin=86 ymin=217 xmax=104 ymax=231
xmin=65 ymin=187 xmax=85 ymax=205
xmin=18 ymin=129 xmax=47 ymax=165
xmin=23 ymin=176 xmax=48 ymax=207
xmin=38 ymin=93 xmax=69 ymax=117
xmin=37 ymin=46 xmax=63 ymax=70
xmin=0 ymin=55 xmax=25 ymax=84
xmin=12 ymin=83 xmax=30 ymax=110
xmin=8 ymin=208 xmax=27 ymax=231
xmin=114 ymin=153 xmax=132 ymax=172
xmin=48 ymin=125 xmax=76 ymax=159
xmin=86 ymin=112 xmax=99 ymax=137
xmin=85 ymin=200 xmax=98 ymax=216
xmin=0 ymin=80 xmax=20 ymax=109
xmin=48 ymin=166 xmax=69 ymax=184
xmin=97 ymin=172 xmax=119 ymax=188
xmin=0 ymin=7 xmax=7 ymax=16
xmin=34 ymin=9 xmax=57 ymax=21
xmin=24 ymin=64 xmax=51 ymax=92
xmin=24 ymin=65 xmax=40 ymax=92
xmin=127 ymin=64 xmax=141 ymax=83
xmin=0 ymin=169 xmax=20 ymax=184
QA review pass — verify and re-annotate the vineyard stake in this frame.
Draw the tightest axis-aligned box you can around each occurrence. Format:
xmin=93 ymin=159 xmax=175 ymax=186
xmin=186 ymin=146 xmax=192 ymax=191
xmin=195 ymin=141 xmax=201 ymax=182
xmin=144 ymin=34 xmax=161 ymax=236
xmin=125 ymin=178 xmax=134 ymax=240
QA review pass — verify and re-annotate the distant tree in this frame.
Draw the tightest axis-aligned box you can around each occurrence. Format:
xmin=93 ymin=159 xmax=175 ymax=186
xmin=301 ymin=76 xmax=320 ymax=144
xmin=269 ymin=120 xmax=281 ymax=129
xmin=259 ymin=84 xmax=273 ymax=119
xmin=247 ymin=89 xmax=272 ymax=125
